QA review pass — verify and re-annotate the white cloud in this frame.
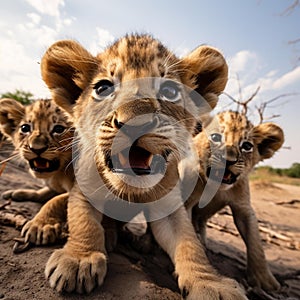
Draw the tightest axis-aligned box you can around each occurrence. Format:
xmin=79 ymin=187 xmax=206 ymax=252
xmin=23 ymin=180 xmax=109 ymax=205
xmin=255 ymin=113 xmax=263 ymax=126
xmin=55 ymin=15 xmax=75 ymax=32
xmin=0 ymin=39 xmax=50 ymax=97
xmin=27 ymin=12 xmax=41 ymax=25
xmin=238 ymin=66 xmax=300 ymax=98
xmin=0 ymin=40 xmax=31 ymax=76
xmin=273 ymin=66 xmax=300 ymax=90
xmin=63 ymin=18 xmax=73 ymax=26
xmin=25 ymin=0 xmax=65 ymax=17
xmin=176 ymin=47 xmax=190 ymax=58
xmin=89 ymin=28 xmax=115 ymax=55
xmin=224 ymin=50 xmax=261 ymax=98
xmin=0 ymin=11 xmax=61 ymax=98
xmin=18 ymin=22 xmax=58 ymax=48
xmin=266 ymin=70 xmax=278 ymax=78
xmin=228 ymin=50 xmax=258 ymax=74
xmin=0 ymin=3 xmax=78 ymax=98
xmin=225 ymin=49 xmax=300 ymax=105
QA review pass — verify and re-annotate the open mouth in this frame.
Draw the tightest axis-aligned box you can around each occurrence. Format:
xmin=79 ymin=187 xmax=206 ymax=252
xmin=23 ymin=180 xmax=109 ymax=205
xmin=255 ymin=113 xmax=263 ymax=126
xmin=29 ymin=158 xmax=60 ymax=173
xmin=206 ymin=167 xmax=238 ymax=185
xmin=106 ymin=146 xmax=169 ymax=176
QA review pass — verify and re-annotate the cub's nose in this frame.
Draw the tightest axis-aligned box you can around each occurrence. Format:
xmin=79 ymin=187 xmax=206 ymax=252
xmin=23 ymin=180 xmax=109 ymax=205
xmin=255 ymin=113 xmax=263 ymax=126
xmin=223 ymin=145 xmax=239 ymax=163
xmin=29 ymin=134 xmax=49 ymax=155
xmin=111 ymin=98 xmax=160 ymax=140
xmin=113 ymin=116 xmax=159 ymax=139
xmin=29 ymin=145 xmax=49 ymax=155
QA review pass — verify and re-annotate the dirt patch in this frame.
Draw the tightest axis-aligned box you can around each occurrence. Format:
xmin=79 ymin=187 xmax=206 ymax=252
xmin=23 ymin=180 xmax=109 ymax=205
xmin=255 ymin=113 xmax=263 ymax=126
xmin=251 ymin=180 xmax=282 ymax=190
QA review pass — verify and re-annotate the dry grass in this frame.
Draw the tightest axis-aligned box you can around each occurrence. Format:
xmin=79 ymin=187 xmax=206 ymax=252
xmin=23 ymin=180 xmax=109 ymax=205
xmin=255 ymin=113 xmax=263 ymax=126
xmin=249 ymin=167 xmax=300 ymax=186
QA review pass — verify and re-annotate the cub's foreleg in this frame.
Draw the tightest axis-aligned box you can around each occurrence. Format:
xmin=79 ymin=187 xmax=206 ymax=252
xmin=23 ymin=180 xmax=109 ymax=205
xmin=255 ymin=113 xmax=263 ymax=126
xmin=230 ymin=196 xmax=280 ymax=291
xmin=21 ymin=192 xmax=68 ymax=245
xmin=2 ymin=186 xmax=57 ymax=203
xmin=151 ymin=192 xmax=247 ymax=299
xmin=45 ymin=183 xmax=107 ymax=294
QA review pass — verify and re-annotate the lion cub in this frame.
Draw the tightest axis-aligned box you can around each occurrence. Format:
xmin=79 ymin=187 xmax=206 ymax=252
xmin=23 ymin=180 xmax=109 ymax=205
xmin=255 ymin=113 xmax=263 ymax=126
xmin=187 ymin=110 xmax=284 ymax=291
xmin=0 ymin=98 xmax=74 ymax=244
xmin=40 ymin=34 xmax=247 ymax=298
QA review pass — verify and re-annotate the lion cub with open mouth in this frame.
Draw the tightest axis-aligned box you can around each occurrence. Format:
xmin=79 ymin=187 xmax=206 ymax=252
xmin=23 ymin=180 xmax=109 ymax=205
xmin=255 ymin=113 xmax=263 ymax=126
xmin=187 ymin=111 xmax=283 ymax=292
xmin=41 ymin=34 xmax=247 ymax=299
xmin=0 ymin=98 xmax=74 ymax=245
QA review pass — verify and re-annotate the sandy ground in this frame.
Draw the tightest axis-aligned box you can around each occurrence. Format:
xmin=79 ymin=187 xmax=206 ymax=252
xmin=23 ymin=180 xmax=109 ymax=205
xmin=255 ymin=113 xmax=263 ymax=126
xmin=0 ymin=144 xmax=299 ymax=300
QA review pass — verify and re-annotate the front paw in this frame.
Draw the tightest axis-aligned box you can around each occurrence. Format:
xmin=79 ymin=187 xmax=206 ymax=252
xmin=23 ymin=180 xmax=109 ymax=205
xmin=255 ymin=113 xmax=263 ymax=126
xmin=21 ymin=218 xmax=62 ymax=245
xmin=248 ymin=268 xmax=280 ymax=291
xmin=179 ymin=276 xmax=247 ymax=300
xmin=2 ymin=189 xmax=36 ymax=201
xmin=2 ymin=190 xmax=15 ymax=200
xmin=45 ymin=248 xmax=107 ymax=293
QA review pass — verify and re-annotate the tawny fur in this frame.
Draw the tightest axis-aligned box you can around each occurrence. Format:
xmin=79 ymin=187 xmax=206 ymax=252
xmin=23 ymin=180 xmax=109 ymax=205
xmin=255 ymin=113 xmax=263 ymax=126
xmin=0 ymin=98 xmax=74 ymax=244
xmin=41 ymin=34 xmax=247 ymax=298
xmin=187 ymin=111 xmax=284 ymax=291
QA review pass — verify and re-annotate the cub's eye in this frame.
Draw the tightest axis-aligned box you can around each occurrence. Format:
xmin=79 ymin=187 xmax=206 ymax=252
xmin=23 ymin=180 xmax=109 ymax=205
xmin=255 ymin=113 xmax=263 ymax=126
xmin=159 ymin=80 xmax=180 ymax=102
xmin=210 ymin=133 xmax=222 ymax=143
xmin=20 ymin=124 xmax=31 ymax=133
xmin=241 ymin=141 xmax=253 ymax=152
xmin=93 ymin=80 xmax=115 ymax=99
xmin=52 ymin=125 xmax=66 ymax=134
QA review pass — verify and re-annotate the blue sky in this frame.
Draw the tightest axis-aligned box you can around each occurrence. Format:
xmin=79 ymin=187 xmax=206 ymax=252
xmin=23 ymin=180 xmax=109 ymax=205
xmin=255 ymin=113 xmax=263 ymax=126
xmin=0 ymin=0 xmax=299 ymax=167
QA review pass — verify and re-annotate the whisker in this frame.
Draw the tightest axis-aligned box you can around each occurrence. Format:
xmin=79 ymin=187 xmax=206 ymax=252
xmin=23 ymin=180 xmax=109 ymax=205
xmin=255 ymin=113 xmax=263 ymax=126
xmin=0 ymin=152 xmax=21 ymax=165
xmin=92 ymin=182 xmax=108 ymax=195
xmin=59 ymin=136 xmax=75 ymax=144
xmin=65 ymin=150 xmax=81 ymax=171
xmin=58 ymin=138 xmax=80 ymax=152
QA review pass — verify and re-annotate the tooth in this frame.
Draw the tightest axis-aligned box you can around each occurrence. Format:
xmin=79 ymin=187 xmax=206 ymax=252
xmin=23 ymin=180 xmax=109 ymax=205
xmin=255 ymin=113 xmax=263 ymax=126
xmin=147 ymin=154 xmax=153 ymax=167
xmin=33 ymin=160 xmax=38 ymax=167
xmin=46 ymin=161 xmax=49 ymax=168
xmin=118 ymin=152 xmax=128 ymax=167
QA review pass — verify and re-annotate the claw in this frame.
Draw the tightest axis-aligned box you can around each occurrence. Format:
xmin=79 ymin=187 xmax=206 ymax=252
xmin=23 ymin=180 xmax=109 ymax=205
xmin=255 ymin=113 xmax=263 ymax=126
xmin=181 ymin=286 xmax=189 ymax=299
xmin=13 ymin=237 xmax=31 ymax=254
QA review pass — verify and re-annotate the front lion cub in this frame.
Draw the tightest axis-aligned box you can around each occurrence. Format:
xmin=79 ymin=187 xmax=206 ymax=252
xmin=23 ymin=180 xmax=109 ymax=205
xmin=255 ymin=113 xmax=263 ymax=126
xmin=41 ymin=34 xmax=247 ymax=299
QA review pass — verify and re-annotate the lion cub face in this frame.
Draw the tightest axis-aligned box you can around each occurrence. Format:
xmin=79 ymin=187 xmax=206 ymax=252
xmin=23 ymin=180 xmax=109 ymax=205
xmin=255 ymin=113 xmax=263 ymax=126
xmin=194 ymin=111 xmax=284 ymax=189
xmin=41 ymin=34 xmax=228 ymax=201
xmin=0 ymin=99 xmax=73 ymax=179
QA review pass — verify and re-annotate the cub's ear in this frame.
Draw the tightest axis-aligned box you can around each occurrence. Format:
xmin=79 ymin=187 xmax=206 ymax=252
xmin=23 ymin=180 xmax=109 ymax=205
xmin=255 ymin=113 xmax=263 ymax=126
xmin=41 ymin=40 xmax=98 ymax=115
xmin=0 ymin=98 xmax=25 ymax=137
xmin=180 ymin=46 xmax=228 ymax=110
xmin=252 ymin=122 xmax=284 ymax=160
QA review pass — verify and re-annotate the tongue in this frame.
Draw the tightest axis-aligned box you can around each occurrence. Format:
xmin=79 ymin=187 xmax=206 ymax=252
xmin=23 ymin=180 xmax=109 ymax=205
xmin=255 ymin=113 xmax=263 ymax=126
xmin=130 ymin=147 xmax=151 ymax=169
xmin=118 ymin=147 xmax=152 ymax=169
xmin=33 ymin=158 xmax=50 ymax=169
xmin=223 ymin=171 xmax=232 ymax=181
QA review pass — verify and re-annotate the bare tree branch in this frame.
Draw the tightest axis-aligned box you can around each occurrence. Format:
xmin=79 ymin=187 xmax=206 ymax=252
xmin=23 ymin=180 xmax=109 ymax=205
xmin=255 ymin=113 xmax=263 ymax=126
xmin=223 ymin=77 xmax=298 ymax=124
xmin=223 ymin=86 xmax=261 ymax=116
xmin=255 ymin=92 xmax=299 ymax=123
xmin=265 ymin=92 xmax=298 ymax=105
xmin=280 ymin=0 xmax=299 ymax=16
xmin=257 ymin=96 xmax=292 ymax=123
xmin=288 ymin=38 xmax=300 ymax=45
xmin=244 ymin=86 xmax=261 ymax=104
xmin=278 ymin=1 xmax=300 ymax=65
